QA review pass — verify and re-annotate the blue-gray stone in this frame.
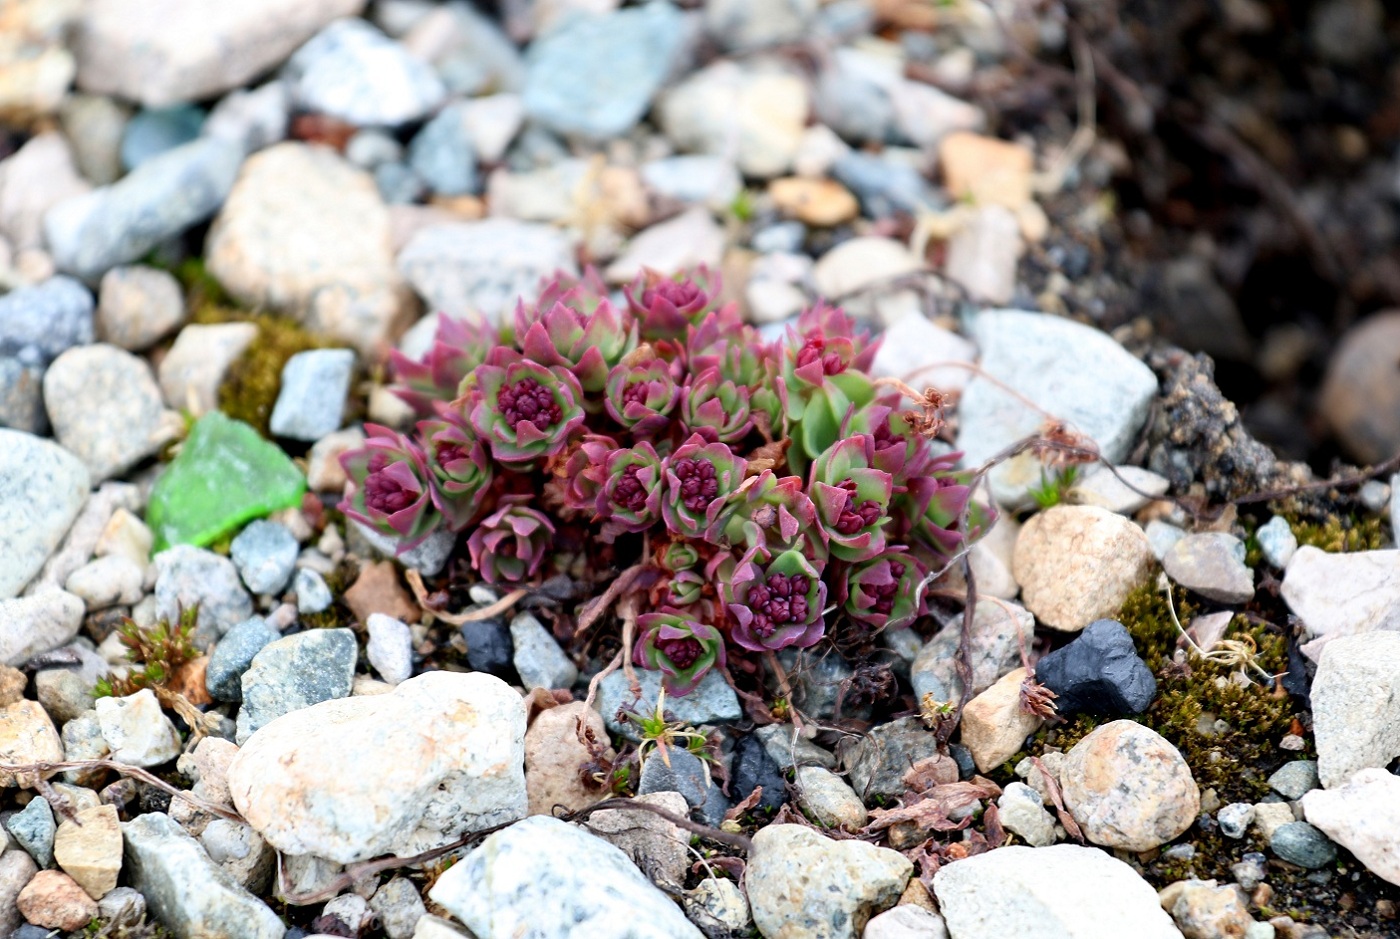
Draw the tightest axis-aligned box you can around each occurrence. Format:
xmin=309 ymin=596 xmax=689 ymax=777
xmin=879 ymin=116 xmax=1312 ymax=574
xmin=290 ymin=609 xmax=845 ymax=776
xmin=429 ymin=4 xmax=525 ymax=97
xmin=206 ymin=617 xmax=280 ymax=703
xmin=0 ymin=358 xmax=45 ymax=433
xmin=229 ymin=521 xmax=299 ymax=595
xmin=1256 ymin=515 xmax=1298 ymax=569
xmin=285 ymin=19 xmax=446 ymax=127
xmin=408 ymin=102 xmax=479 ymax=196
xmin=522 ymin=2 xmax=687 ymax=140
xmin=294 ymin=568 xmax=332 ymax=614
xmin=1271 ymin=821 xmax=1336 ymax=869
xmin=121 ymin=105 xmax=205 ymax=171
xmin=0 ymin=276 xmax=95 ymax=367
xmin=509 ymin=612 xmax=577 ymax=692
xmin=751 ymin=221 xmax=807 ymax=254
xmin=1268 ymin=761 xmax=1320 ymax=801
xmin=153 ymin=545 xmax=254 ymax=650
xmin=6 ymin=796 xmax=55 ymax=868
xmin=845 ymin=716 xmax=943 ymax=799
xmin=832 ymin=151 xmax=940 ymax=217
xmin=460 ymin=618 xmax=513 ymax=679
xmin=596 ymin=667 xmax=741 ymax=742
xmin=1034 ymin=618 xmax=1157 ymax=716
xmin=639 ymin=746 xmax=716 ymax=812
xmin=235 ymin=628 xmax=357 ymax=743
xmin=268 ymin=348 xmax=355 ymax=442
xmin=374 ymin=161 xmax=426 ymax=205
xmin=44 ymin=138 xmax=243 ymax=282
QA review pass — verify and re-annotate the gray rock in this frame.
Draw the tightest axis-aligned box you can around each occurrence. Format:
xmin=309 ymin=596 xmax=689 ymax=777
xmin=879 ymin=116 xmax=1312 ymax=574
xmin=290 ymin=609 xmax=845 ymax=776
xmin=397 ymin=220 xmax=577 ymax=325
xmin=1301 ymin=767 xmax=1400 ymax=887
xmin=236 ymin=628 xmax=357 ymax=743
xmin=0 ymin=429 xmax=90 ymax=599
xmin=121 ymin=812 xmax=284 ymax=939
xmin=642 ymin=156 xmax=742 ymax=212
xmin=96 ymin=265 xmax=185 ymax=352
xmin=1218 ymin=803 xmax=1255 ymax=839
xmin=706 ymin=0 xmax=816 ymax=51
xmin=596 ymin=667 xmax=741 ymax=741
xmin=370 ymin=877 xmax=426 ymax=939
xmin=1270 ymin=821 xmax=1336 ymax=869
xmin=0 ymin=275 xmax=94 ymax=367
xmin=0 ymin=133 xmax=92 ymax=253
xmin=285 ymin=19 xmax=446 ymax=127
xmin=198 ymin=818 xmax=274 ymax=893
xmin=658 ymin=62 xmax=809 ymax=178
xmin=34 ymin=643 xmax=109 ymax=723
xmin=685 ymin=877 xmax=752 ymax=938
xmin=1033 ymin=618 xmax=1157 ymax=716
xmin=366 ymin=613 xmax=413 ymax=685
xmin=1309 ymin=632 xmax=1400 ymax=788
xmin=754 ymin=723 xmax=837 ymax=771
xmin=352 ymin=520 xmax=456 ymax=577
xmin=638 ymin=747 xmax=716 ymax=812
xmin=206 ymin=617 xmax=280 ymax=703
xmin=96 ymin=885 xmax=145 ymax=928
xmin=405 ymin=3 xmax=524 ymax=98
xmin=269 ymin=349 xmax=355 ymax=442
xmin=153 ymin=545 xmax=254 ymax=648
xmin=0 ymin=590 xmax=86 ymax=666
xmin=0 ymin=358 xmax=45 ymax=433
xmin=347 ymin=130 xmax=404 ymax=170
xmin=794 ymin=766 xmax=868 ymax=830
xmin=231 ymin=521 xmax=299 ymax=595
xmin=456 ymin=94 xmax=524 ymax=164
xmin=1391 ymin=473 xmax=1399 ymax=547
xmin=522 ymin=2 xmax=686 ymax=140
xmin=1282 ymin=547 xmax=1400 ymax=658
xmin=408 ymin=102 xmax=479 ymax=197
xmin=428 ymin=815 xmax=704 ymax=938
xmin=997 ymin=782 xmax=1057 ymax=847
xmin=955 ymin=310 xmax=1159 ymax=506
xmin=832 ymin=151 xmax=940 ymax=217
xmin=60 ymin=710 xmax=111 ymax=785
xmin=945 ymin=205 xmax=1022 ymax=305
xmin=6 ymin=796 xmax=55 ymax=868
xmin=589 ymin=791 xmax=692 ymax=888
xmin=203 ymin=82 xmax=290 ymax=155
xmin=44 ymin=344 xmax=177 ymax=483
xmin=295 ymin=568 xmax=333 ymax=614
xmin=1162 ymin=532 xmax=1255 ymax=604
xmin=59 ymin=95 xmax=128 ymax=188
xmin=1256 ymin=516 xmax=1298 ymax=569
xmin=778 ymin=648 xmax=866 ymax=721
xmin=1268 ymin=761 xmax=1320 ymax=801
xmin=375 ymin=161 xmax=427 ymax=205
xmin=44 ymin=137 xmax=243 ymax=281
xmin=844 ymin=717 xmax=944 ymax=801
xmin=1145 ymin=520 xmax=1186 ymax=561
xmin=816 ymin=49 xmax=897 ymax=145
xmin=122 ymin=105 xmax=205 ymax=171
xmin=912 ymin=600 xmax=1034 ymax=706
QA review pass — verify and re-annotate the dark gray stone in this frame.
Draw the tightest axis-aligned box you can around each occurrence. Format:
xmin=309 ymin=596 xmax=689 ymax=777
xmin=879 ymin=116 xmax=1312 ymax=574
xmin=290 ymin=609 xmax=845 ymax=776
xmin=639 ymin=746 xmax=717 ymax=815
xmin=206 ymin=617 xmax=280 ymax=703
xmin=1271 ymin=821 xmax=1337 ymax=869
xmin=0 ymin=276 xmax=95 ymax=367
xmin=1034 ymin=619 xmax=1157 ymax=716
xmin=461 ymin=618 xmax=513 ymax=680
xmin=1268 ymin=761 xmax=1320 ymax=801
xmin=843 ymin=716 xmax=942 ymax=800
xmin=597 ymin=667 xmax=741 ymax=742
xmin=730 ymin=732 xmax=786 ymax=813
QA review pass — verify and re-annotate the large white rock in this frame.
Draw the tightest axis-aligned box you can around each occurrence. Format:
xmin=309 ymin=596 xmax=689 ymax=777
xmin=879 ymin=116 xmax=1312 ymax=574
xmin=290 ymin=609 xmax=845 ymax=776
xmin=228 ymin=671 xmax=526 ymax=865
xmin=428 ymin=815 xmax=702 ymax=939
xmin=0 ymin=591 xmax=85 ymax=666
xmin=1302 ymin=768 xmax=1400 ymax=886
xmin=1280 ymin=547 xmax=1400 ymax=660
xmin=934 ymin=844 xmax=1181 ymax=939
xmin=1309 ymin=632 xmax=1400 ymax=789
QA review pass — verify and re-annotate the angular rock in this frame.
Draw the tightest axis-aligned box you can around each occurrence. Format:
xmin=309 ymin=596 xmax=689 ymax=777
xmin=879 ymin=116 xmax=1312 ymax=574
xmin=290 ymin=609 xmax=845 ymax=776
xmin=294 ymin=569 xmax=333 ymax=614
xmin=205 ymin=617 xmax=279 ymax=703
xmin=1267 ymin=761 xmax=1319 ymax=801
xmin=1217 ymin=803 xmax=1254 ymax=839
xmin=706 ymin=0 xmax=816 ymax=51
xmin=230 ymin=521 xmax=298 ymax=596
xmin=945 ymin=205 xmax=1021 ymax=305
xmin=121 ymin=104 xmax=205 ymax=171
xmin=16 ymin=869 xmax=98 ymax=931
xmin=1061 ymin=721 xmax=1200 ymax=852
xmin=95 ymin=689 xmax=181 ymax=768
xmin=685 ymin=877 xmax=752 ymax=938
xmin=7 ymin=795 xmax=55 ymax=868
xmin=231 ymin=671 xmax=526 ymax=864
xmin=844 ymin=717 xmax=944 ymax=801
xmin=997 ymin=782 xmax=1058 ymax=847
xmin=911 ymin=600 xmax=1034 ymax=706
xmin=1157 ymin=879 xmax=1255 ymax=939
xmin=1309 ymin=631 xmax=1400 ymax=788
xmin=158 ymin=322 xmax=258 ymax=416
xmin=285 ymin=19 xmax=445 ymax=127
xmin=1280 ymin=547 xmax=1400 ymax=658
xmin=0 ymin=133 xmax=91 ymax=253
xmin=510 ymin=612 xmax=577 ymax=692
xmin=153 ymin=545 xmax=254 ymax=647
xmin=0 ymin=592 xmax=86 ymax=667
xmin=1067 ymin=466 xmax=1171 ymax=516
xmin=0 ymin=700 xmax=63 ymax=787
xmin=65 ymin=555 xmax=143 ymax=610
xmin=1162 ymin=533 xmax=1255 ymax=604
xmin=1251 ymin=802 xmax=1296 ymax=842
xmin=658 ymin=62 xmax=809 ymax=178
xmin=795 ymin=766 xmax=868 ymax=830
xmin=1302 ymin=768 xmax=1400 ymax=886
xmin=525 ymin=701 xmax=613 ymax=817
xmin=0 ymin=430 xmax=89 ymax=599
xmin=370 ymin=876 xmax=427 ymax=939
xmin=596 ymin=667 xmax=741 ymax=741
xmin=730 ymin=731 xmax=787 ymax=812
xmin=268 ymin=348 xmax=355 ymax=442
xmin=204 ymin=81 xmax=289 ymax=154
xmin=605 ymin=207 xmax=725 ymax=283
xmin=460 ymin=616 xmax=513 ymax=679
xmin=1255 ymin=516 xmax=1297 ymax=569
xmin=198 ymin=818 xmax=273 ymax=893
xmin=0 ymin=849 xmax=38 ymax=936
xmin=746 ymin=824 xmax=911 ymax=939
xmin=0 ymin=276 xmax=95 ymax=368
xmin=960 ymin=667 xmax=1043 ymax=773
xmin=1034 ymin=619 xmax=1157 ymax=716
xmin=53 ymin=803 xmax=121 ymax=899
xmin=1013 ymin=506 xmax=1156 ymax=631
xmin=638 ymin=747 xmax=717 ymax=816
xmin=933 ymin=844 xmax=1180 ymax=939
xmin=235 ymin=628 xmax=357 ymax=743
xmin=589 ymin=791 xmax=691 ymax=888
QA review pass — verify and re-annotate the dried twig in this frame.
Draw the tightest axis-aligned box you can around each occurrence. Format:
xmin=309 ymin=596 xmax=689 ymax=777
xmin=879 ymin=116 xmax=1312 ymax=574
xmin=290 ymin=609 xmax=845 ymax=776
xmin=0 ymin=760 xmax=244 ymax=823
xmin=405 ymin=568 xmax=528 ymax=625
xmin=575 ymin=563 xmax=650 ymax=635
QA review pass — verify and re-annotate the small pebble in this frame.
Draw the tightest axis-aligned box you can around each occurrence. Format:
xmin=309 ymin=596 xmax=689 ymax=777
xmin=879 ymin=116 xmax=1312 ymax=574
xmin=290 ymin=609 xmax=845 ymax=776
xmin=1256 ymin=516 xmax=1298 ymax=569
xmin=366 ymin=613 xmax=413 ymax=685
xmin=1267 ymin=761 xmax=1319 ymax=801
xmin=1270 ymin=821 xmax=1337 ymax=869
xmin=295 ymin=569 xmax=333 ymax=614
xmin=231 ymin=520 xmax=299 ymax=595
xmin=1218 ymin=803 xmax=1255 ymax=839
xmin=1232 ymin=852 xmax=1268 ymax=890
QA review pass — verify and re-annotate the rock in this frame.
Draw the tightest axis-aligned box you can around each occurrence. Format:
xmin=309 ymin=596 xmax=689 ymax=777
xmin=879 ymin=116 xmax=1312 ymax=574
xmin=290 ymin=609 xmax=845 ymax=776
xmin=0 ymin=430 xmax=89 ymax=600
xmin=230 ymin=521 xmax=298 ymax=596
xmin=638 ymin=747 xmax=717 ymax=816
xmin=406 ymin=102 xmax=478 ymax=197
xmin=45 ymin=138 xmax=242 ymax=281
xmin=17 ymin=869 xmax=98 ymax=931
xmin=997 ymin=782 xmax=1058 ymax=847
xmin=864 ymin=906 xmax=948 ymax=939
xmin=832 ymin=151 xmax=940 ymax=219
xmin=53 ymin=803 xmax=121 ymax=899
xmin=95 ymin=689 xmax=180 ymax=768
xmin=1319 ymin=310 xmax=1400 ymax=464
xmin=1252 ymin=802 xmax=1295 ymax=842
xmin=367 ymin=613 xmax=413 ymax=685
xmin=1269 ymin=821 xmax=1335 ymax=869
xmin=844 ymin=717 xmax=945 ymax=801
xmin=938 ymin=132 xmax=1034 ymax=209
xmin=371 ymin=877 xmax=427 ymax=939
xmin=1218 ymin=803 xmax=1254 ymax=839
xmin=7 ymin=795 xmax=55 ymax=868
xmin=756 ymin=724 xmax=838 ymax=771
xmin=1279 ymin=547 xmax=1400 ymax=658
xmin=0 ymin=848 xmax=39 ymax=936
xmin=460 ymin=617 xmax=514 ymax=679
xmin=911 ymin=600 xmax=1034 ymax=706
xmin=57 ymin=94 xmax=127 ymax=186
xmin=207 ymin=142 xmax=408 ymax=353
xmin=285 ymin=19 xmax=445 ymax=127
xmin=205 ymin=617 xmax=279 ymax=703
xmin=157 ymin=322 xmax=258 ymax=415
xmin=235 ymin=628 xmax=357 ymax=743
xmin=1013 ymin=506 xmax=1155 ymax=631
xmin=429 ymin=814 xmax=701 ymax=938
xmin=1158 ymin=879 xmax=1255 ymax=939
xmin=596 ymin=667 xmax=741 ymax=741
xmin=747 ymin=824 xmax=911 ymax=939
xmin=730 ymin=731 xmax=787 ymax=812
xmin=1034 ymin=619 xmax=1157 ymax=716
xmin=1255 ymin=516 xmax=1297 ymax=569
xmin=44 ymin=344 xmax=178 ymax=482
xmin=706 ymin=0 xmax=816 ymax=50
xmin=795 ymin=766 xmax=868 ymax=830
xmin=1 ymin=592 xmax=87 ymax=669
xmin=0 ymin=133 xmax=91 ymax=252
xmin=1267 ymin=761 xmax=1319 ymax=801
xmin=295 ymin=569 xmax=333 ymax=615
xmin=960 ymin=667 xmax=1043 ymax=773
xmin=589 ymin=791 xmax=690 ymax=888
xmin=1067 ymin=466 xmax=1171 ymax=515
xmin=0 ymin=700 xmax=63 ymax=786
xmin=231 ymin=671 xmax=524 ymax=863
xmin=456 ymin=94 xmax=524 ymax=164
xmin=153 ymin=545 xmax=254 ymax=647
xmin=1302 ymin=768 xmax=1400 ymax=886
xmin=890 ymin=79 xmax=983 ymax=151
xmin=0 ymin=358 xmax=45 ymax=434
xmin=1162 ymin=533 xmax=1254 ymax=604
xmin=944 ymin=205 xmax=1022 ymax=306
xmin=122 ymin=811 xmax=284 ymax=939
xmin=306 ymin=427 xmax=364 ymax=493
xmin=685 ymin=877 xmax=751 ymax=938
xmin=1308 ymin=632 xmax=1400 ymax=788
xmin=812 ymin=237 xmax=921 ymax=302
xmin=95 ymin=507 xmax=152 ymax=569
xmin=870 ymin=315 xmax=976 ymax=392
xmin=934 ymin=843 xmax=1178 ymax=938
xmin=412 ymin=914 xmax=470 ymax=939
xmin=397 ymin=219 xmax=576 ymax=324
xmin=525 ymin=701 xmax=612 ymax=817
xmin=268 ymin=349 xmax=354 ymax=442
xmin=770 ymin=177 xmax=860 ymax=227
xmin=198 ymin=819 xmax=273 ymax=893
xmin=1061 ymin=721 xmax=1200 ymax=852
xmin=94 ymin=266 xmax=183 ymax=352
xmin=1392 ymin=473 xmax=1399 ymax=547
xmin=0 ymin=275 xmax=95 ymax=368
xmin=509 ymin=612 xmax=577 ymax=692
xmin=121 ymin=104 xmax=205 ymax=171
xmin=351 ymin=519 xmax=456 ymax=577
xmin=605 ymin=207 xmax=725 ymax=283
xmin=956 ymin=310 xmax=1159 ymax=506
xmin=642 ymin=156 xmax=742 ymax=213
xmin=658 ymin=61 xmax=809 ymax=178
xmin=814 ymin=47 xmax=898 ymax=145
xmin=33 ymin=645 xmax=107 ymax=723
xmin=204 ymin=81 xmax=290 ymax=154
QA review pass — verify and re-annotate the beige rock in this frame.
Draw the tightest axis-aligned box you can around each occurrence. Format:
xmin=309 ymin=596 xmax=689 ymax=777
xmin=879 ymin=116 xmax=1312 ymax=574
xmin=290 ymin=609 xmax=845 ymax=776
xmin=795 ymin=765 xmax=869 ymax=830
xmin=604 ymin=207 xmax=725 ymax=283
xmin=769 ymin=177 xmax=859 ymax=227
xmin=0 ymin=132 xmax=90 ymax=251
xmin=1309 ymin=631 xmax=1400 ymax=787
xmin=1251 ymin=801 xmax=1295 ymax=842
xmin=1061 ymin=721 xmax=1199 ymax=852
xmin=1012 ymin=505 xmax=1156 ymax=631
xmin=1279 ymin=547 xmax=1400 ymax=659
xmin=960 ymin=667 xmax=1043 ymax=773
xmin=0 ymin=700 xmax=63 ymax=787
xmin=813 ymin=236 xmax=922 ymax=300
xmin=96 ymin=265 xmax=185 ymax=351
xmin=0 ymin=666 xmax=26 ymax=706
xmin=1158 ymin=879 xmax=1256 ymax=939
xmin=588 ymin=791 xmax=690 ymax=888
xmin=307 ymin=428 xmax=366 ymax=493
xmin=53 ymin=804 xmax=122 ymax=900
xmin=657 ymin=62 xmax=809 ymax=178
xmin=1319 ymin=310 xmax=1400 ymax=464
xmin=938 ymin=131 xmax=1034 ymax=209
xmin=0 ymin=46 xmax=74 ymax=126
xmin=177 ymin=735 xmax=240 ymax=806
xmin=343 ymin=561 xmax=419 ymax=625
xmin=94 ymin=508 xmax=153 ymax=568
xmin=524 ymin=701 xmax=613 ymax=817
xmin=1302 ymin=768 xmax=1400 ymax=886
xmin=16 ymin=869 xmax=98 ymax=931
xmin=157 ymin=322 xmax=258 ymax=415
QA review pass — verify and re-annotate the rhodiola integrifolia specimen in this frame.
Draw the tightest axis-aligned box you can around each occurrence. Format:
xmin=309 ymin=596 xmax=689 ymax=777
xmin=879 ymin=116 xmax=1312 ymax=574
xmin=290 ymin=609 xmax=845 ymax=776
xmin=340 ymin=267 xmax=987 ymax=696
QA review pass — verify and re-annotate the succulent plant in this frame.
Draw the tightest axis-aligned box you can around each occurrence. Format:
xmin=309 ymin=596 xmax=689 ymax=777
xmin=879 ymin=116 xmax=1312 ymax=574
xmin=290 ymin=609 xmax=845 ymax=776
xmin=338 ymin=424 xmax=441 ymax=547
xmin=466 ymin=495 xmax=556 ymax=584
xmin=418 ymin=409 xmax=494 ymax=531
xmin=388 ymin=315 xmax=499 ymax=417
xmin=658 ymin=540 xmax=701 ymax=572
xmin=901 ymin=465 xmax=982 ymax=561
xmin=596 ymin=442 xmax=665 ymax=540
xmin=840 ymin=550 xmax=927 ymax=631
xmin=514 ymin=291 xmax=637 ymax=394
xmin=634 ymin=608 xmax=727 ymax=696
xmin=680 ymin=367 xmax=753 ymax=444
xmin=550 ymin=433 xmax=619 ymax=515
xmin=809 ymin=435 xmax=894 ymax=562
xmin=603 ymin=352 xmax=682 ymax=438
xmin=467 ymin=358 xmax=586 ymax=467
xmin=718 ymin=469 xmax=819 ymax=557
xmin=665 ymin=569 xmax=707 ymax=607
xmin=662 ymin=434 xmax=747 ymax=541
xmin=716 ymin=547 xmax=827 ymax=653
xmin=625 ymin=267 xmax=725 ymax=342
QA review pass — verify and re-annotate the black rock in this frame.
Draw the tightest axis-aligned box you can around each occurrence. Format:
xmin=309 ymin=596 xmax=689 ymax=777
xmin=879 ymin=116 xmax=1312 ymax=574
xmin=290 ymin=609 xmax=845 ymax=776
xmin=729 ymin=732 xmax=787 ymax=813
xmin=1035 ymin=619 xmax=1156 ymax=716
xmin=460 ymin=617 xmax=514 ymax=679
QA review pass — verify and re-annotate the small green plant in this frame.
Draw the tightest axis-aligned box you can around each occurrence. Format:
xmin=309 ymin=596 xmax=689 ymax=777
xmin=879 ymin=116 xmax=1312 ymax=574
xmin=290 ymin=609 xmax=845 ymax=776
xmin=621 ymin=687 xmax=714 ymax=771
xmin=1029 ymin=464 xmax=1081 ymax=509
xmin=94 ymin=606 xmax=200 ymax=699
xmin=729 ymin=188 xmax=756 ymax=222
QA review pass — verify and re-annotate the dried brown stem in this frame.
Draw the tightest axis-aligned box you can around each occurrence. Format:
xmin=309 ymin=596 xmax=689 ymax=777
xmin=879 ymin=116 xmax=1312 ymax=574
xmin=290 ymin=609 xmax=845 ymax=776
xmin=405 ymin=568 xmax=528 ymax=625
xmin=0 ymin=760 xmax=244 ymax=823
xmin=575 ymin=563 xmax=649 ymax=635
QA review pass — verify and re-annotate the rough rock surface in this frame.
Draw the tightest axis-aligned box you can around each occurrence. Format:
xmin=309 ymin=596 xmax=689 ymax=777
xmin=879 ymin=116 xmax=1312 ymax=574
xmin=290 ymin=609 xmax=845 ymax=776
xmin=960 ymin=667 xmax=1044 ymax=773
xmin=1302 ymin=768 xmax=1400 ymax=886
xmin=1280 ymin=547 xmax=1400 ymax=658
xmin=1308 ymin=632 xmax=1400 ymax=788
xmin=1033 ymin=619 xmax=1157 ymax=716
xmin=1012 ymin=506 xmax=1156 ymax=631
xmin=0 ymin=430 xmax=89 ymax=599
xmin=0 ymin=699 xmax=64 ymax=786
xmin=1161 ymin=533 xmax=1255 ymax=604
xmin=525 ymin=701 xmax=613 ymax=817
xmin=911 ymin=600 xmax=1034 ymax=705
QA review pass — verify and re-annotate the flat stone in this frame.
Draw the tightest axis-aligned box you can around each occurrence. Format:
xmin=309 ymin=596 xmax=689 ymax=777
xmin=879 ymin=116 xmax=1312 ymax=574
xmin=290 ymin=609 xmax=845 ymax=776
xmin=1256 ymin=516 xmax=1298 ymax=569
xmin=746 ymin=824 xmax=911 ymax=939
xmin=230 ymin=520 xmax=298 ymax=596
xmin=960 ymin=667 xmax=1043 ymax=773
xmin=588 ymin=791 xmax=691 ymax=889
xmin=1012 ymin=506 xmax=1156 ymax=631
xmin=1302 ymin=768 xmax=1400 ymax=886
xmin=7 ymin=795 xmax=55 ymax=867
xmin=157 ymin=322 xmax=258 ymax=415
xmin=366 ymin=613 xmax=413 ymax=685
xmin=844 ymin=716 xmax=945 ymax=801
xmin=1162 ymin=533 xmax=1255 ymax=604
xmin=267 ymin=348 xmax=355 ymax=442
xmin=152 ymin=544 xmax=254 ymax=647
xmin=53 ymin=803 xmax=121 ymax=900
xmin=370 ymin=877 xmax=427 ymax=939
xmin=122 ymin=811 xmax=284 ymax=939
xmin=1280 ymin=547 xmax=1400 ymax=659
xmin=685 ymin=877 xmax=752 ymax=937
xmin=658 ymin=61 xmax=809 ymax=178
xmin=795 ymin=766 xmax=868 ymax=830
xmin=525 ymin=701 xmax=613 ymax=817
xmin=911 ymin=599 xmax=1034 ymax=706
xmin=870 ymin=315 xmax=976 ymax=393
xmin=1270 ymin=821 xmax=1335 ymax=869
xmin=1034 ymin=618 xmax=1157 ymax=716
xmin=755 ymin=723 xmax=837 ymax=771
xmin=231 ymin=672 xmax=526 ymax=864
xmin=939 ymin=131 xmax=1035 ymax=209
xmin=145 ymin=412 xmax=306 ymax=552
xmin=605 ymin=207 xmax=725 ymax=283
xmin=933 ymin=843 xmax=1179 ymax=939
xmin=0 ymin=429 xmax=89 ymax=599
xmin=1067 ymin=466 xmax=1171 ymax=515
xmin=955 ymin=310 xmax=1159 ymax=507
xmin=1267 ymin=761 xmax=1319 ymax=801
xmin=0 ymin=700 xmax=64 ymax=787
xmin=284 ymin=18 xmax=445 ymax=127
xmin=95 ymin=265 xmax=184 ymax=351
xmin=95 ymin=689 xmax=181 ymax=768
xmin=235 ymin=628 xmax=357 ymax=743
xmin=595 ymin=666 xmax=741 ymax=742
xmin=770 ymin=177 xmax=859 ymax=227
xmin=0 ymin=591 xmax=85 ymax=668
xmin=1309 ymin=631 xmax=1400 ymax=788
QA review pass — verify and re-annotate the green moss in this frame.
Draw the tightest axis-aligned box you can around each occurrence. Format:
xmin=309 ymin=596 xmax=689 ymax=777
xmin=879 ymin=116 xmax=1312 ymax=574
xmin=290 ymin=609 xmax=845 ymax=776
xmin=299 ymin=559 xmax=360 ymax=630
xmin=1290 ymin=515 xmax=1386 ymax=553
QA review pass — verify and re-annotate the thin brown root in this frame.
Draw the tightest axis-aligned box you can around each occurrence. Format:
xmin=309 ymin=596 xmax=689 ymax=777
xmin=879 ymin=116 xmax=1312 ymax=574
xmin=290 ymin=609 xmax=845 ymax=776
xmin=405 ymin=568 xmax=528 ymax=625
xmin=0 ymin=759 xmax=244 ymax=823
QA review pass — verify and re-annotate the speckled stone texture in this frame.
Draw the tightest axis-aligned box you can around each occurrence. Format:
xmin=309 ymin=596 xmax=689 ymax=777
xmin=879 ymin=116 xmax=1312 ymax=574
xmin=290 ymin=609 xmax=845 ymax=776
xmin=0 ymin=429 xmax=89 ymax=599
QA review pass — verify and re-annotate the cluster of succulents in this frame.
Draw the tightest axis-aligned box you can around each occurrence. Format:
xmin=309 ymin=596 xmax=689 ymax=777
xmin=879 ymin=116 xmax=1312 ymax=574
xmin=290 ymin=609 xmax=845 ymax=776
xmin=341 ymin=268 xmax=986 ymax=696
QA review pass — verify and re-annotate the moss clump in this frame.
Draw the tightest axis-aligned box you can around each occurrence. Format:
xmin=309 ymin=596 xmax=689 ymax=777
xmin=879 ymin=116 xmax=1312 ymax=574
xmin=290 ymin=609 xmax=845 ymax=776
xmin=1291 ymin=515 xmax=1386 ymax=553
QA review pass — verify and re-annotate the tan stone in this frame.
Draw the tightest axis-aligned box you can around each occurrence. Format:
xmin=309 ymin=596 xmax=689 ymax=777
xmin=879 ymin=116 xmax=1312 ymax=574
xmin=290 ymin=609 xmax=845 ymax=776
xmin=769 ymin=177 xmax=859 ymax=227
xmin=1251 ymin=801 xmax=1295 ymax=842
xmin=0 ymin=700 xmax=62 ymax=787
xmin=171 ymin=655 xmax=213 ymax=706
xmin=589 ymin=791 xmax=690 ymax=888
xmin=16 ymin=869 xmax=98 ymax=931
xmin=1158 ymin=879 xmax=1256 ymax=939
xmin=939 ymin=131 xmax=1034 ymax=209
xmin=1319 ymin=311 xmax=1400 ymax=464
xmin=960 ymin=668 xmax=1044 ymax=773
xmin=343 ymin=561 xmax=419 ymax=625
xmin=525 ymin=701 xmax=613 ymax=817
xmin=1012 ymin=505 xmax=1156 ymax=631
xmin=0 ymin=666 xmax=25 ymax=706
xmin=54 ymin=804 xmax=122 ymax=900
